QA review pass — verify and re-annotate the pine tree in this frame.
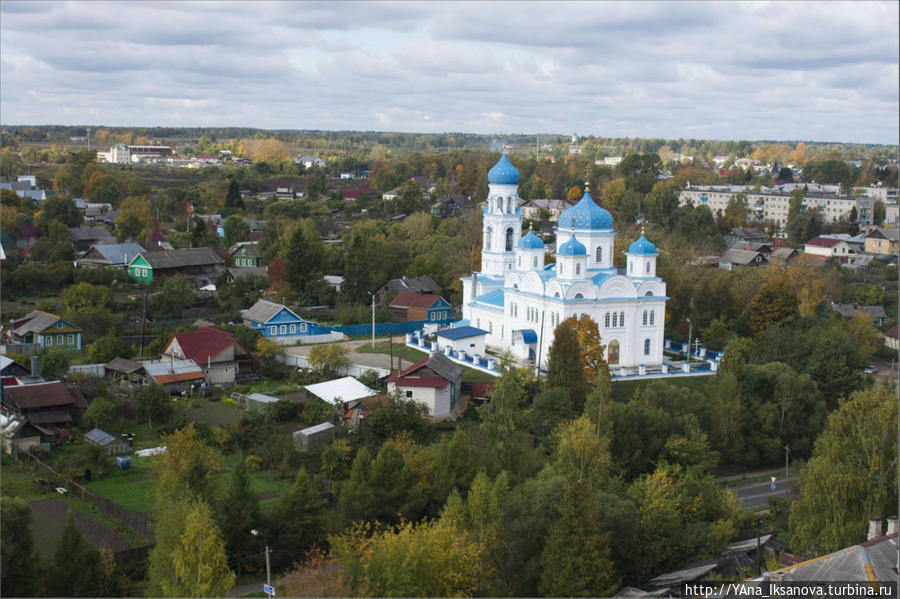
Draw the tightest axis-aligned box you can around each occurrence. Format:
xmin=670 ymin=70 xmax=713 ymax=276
xmin=539 ymin=483 xmax=620 ymax=597
xmin=218 ymin=458 xmax=261 ymax=574
xmin=48 ymin=511 xmax=101 ymax=597
xmin=1 ymin=496 xmax=40 ymax=597
xmin=339 ymin=447 xmax=376 ymax=525
xmin=224 ymin=178 xmax=244 ymax=210
xmin=269 ymin=467 xmax=323 ymax=569
xmin=546 ymin=318 xmax=589 ymax=410
xmin=166 ymin=499 xmax=236 ymax=598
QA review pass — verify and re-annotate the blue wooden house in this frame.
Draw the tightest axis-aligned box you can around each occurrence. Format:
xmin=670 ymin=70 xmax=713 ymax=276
xmin=242 ymin=300 xmax=326 ymax=341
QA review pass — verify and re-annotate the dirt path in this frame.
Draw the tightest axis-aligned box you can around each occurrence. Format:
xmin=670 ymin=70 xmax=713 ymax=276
xmin=30 ymin=497 xmax=132 ymax=556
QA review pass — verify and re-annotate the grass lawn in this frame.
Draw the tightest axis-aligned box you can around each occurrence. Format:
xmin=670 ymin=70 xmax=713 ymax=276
xmin=217 ymin=453 xmax=295 ymax=508
xmin=84 ymin=455 xmax=156 ymax=514
xmin=185 ymin=397 xmax=245 ymax=427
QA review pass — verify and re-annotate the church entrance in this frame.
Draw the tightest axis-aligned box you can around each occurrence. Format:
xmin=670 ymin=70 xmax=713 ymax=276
xmin=608 ymin=340 xmax=619 ymax=365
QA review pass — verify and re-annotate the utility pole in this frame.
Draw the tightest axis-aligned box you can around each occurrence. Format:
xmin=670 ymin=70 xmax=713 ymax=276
xmin=685 ymin=318 xmax=693 ymax=362
xmin=368 ymin=292 xmax=376 ymax=348
xmin=784 ymin=445 xmax=791 ymax=497
xmin=139 ymin=283 xmax=149 ymax=357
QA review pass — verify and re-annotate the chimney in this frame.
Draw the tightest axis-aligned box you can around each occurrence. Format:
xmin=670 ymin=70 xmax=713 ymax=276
xmin=887 ymin=516 xmax=898 ymax=536
xmin=867 ymin=517 xmax=883 ymax=540
xmin=30 ymin=355 xmax=39 ymax=378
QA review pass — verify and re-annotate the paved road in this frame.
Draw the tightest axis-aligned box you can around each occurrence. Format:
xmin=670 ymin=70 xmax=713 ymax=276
xmin=733 ymin=479 xmax=786 ymax=508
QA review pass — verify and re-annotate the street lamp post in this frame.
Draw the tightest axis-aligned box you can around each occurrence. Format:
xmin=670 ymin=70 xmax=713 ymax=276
xmin=251 ymin=529 xmax=272 ymax=598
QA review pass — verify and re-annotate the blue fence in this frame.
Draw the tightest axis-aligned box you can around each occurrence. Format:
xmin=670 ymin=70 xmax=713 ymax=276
xmin=329 ymin=320 xmax=433 ymax=337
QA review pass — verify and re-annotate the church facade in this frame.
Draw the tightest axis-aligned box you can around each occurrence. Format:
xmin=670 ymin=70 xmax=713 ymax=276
xmin=461 ymin=154 xmax=668 ymax=368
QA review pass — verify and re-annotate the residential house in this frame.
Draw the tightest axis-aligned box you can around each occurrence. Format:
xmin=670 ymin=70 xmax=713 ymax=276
xmin=275 ymin=186 xmax=296 ymax=201
xmin=389 ymin=291 xmax=452 ymax=323
xmin=141 ymin=358 xmax=206 ymax=394
xmin=323 ymin=275 xmax=344 ymax=293
xmin=520 ymin=199 xmax=573 ymax=223
xmin=430 ymin=195 xmax=471 ymax=218
xmin=77 ymin=242 xmax=146 ymax=269
xmin=2 ymin=381 xmax=88 ymax=430
xmin=769 ymin=246 xmax=798 ymax=265
xmin=724 ymin=227 xmax=766 ymax=247
xmin=385 ymin=353 xmax=463 ymax=419
xmin=864 ymin=226 xmax=899 ymax=256
xmin=5 ymin=311 xmax=83 ymax=350
xmin=0 ymin=178 xmax=49 ymax=204
xmin=378 ymin=276 xmax=441 ymax=303
xmin=17 ymin=224 xmax=39 ymax=251
xmin=229 ymin=241 xmax=263 ymax=268
xmin=82 ymin=203 xmax=113 ymax=223
xmin=718 ymin=248 xmax=769 ymax=271
xmin=162 ymin=327 xmax=253 ymax=386
xmin=104 ymin=357 xmax=146 ymax=391
xmin=0 ymin=412 xmax=48 ymax=456
xmin=829 ymin=303 xmax=888 ymax=327
xmin=84 ymin=428 xmax=131 ymax=456
xmin=804 ymin=236 xmax=858 ymax=264
xmin=242 ymin=299 xmax=326 ymax=343
xmin=729 ymin=240 xmax=773 ymax=256
xmin=295 ymin=155 xmax=325 ymax=169
xmin=127 ymin=248 xmax=225 ymax=285
xmin=883 ymin=324 xmax=898 ymax=351
xmin=68 ymin=226 xmax=116 ymax=253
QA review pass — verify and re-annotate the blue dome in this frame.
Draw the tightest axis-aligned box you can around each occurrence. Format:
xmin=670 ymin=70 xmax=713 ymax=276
xmin=488 ymin=153 xmax=520 ymax=185
xmin=558 ymin=191 xmax=613 ymax=230
xmin=628 ymin=233 xmax=657 ymax=255
xmin=517 ymin=228 xmax=545 ymax=250
xmin=557 ymin=235 xmax=586 ymax=256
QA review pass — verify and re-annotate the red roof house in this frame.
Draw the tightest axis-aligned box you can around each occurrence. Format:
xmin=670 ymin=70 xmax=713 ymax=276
xmin=162 ymin=327 xmax=252 ymax=386
xmin=385 ymin=353 xmax=463 ymax=419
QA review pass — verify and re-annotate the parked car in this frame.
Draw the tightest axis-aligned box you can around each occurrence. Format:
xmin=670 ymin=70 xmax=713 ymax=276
xmin=864 ymin=364 xmax=878 ymax=374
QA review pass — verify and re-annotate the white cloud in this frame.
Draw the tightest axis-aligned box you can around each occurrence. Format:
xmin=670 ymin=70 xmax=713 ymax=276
xmin=0 ymin=0 xmax=896 ymax=143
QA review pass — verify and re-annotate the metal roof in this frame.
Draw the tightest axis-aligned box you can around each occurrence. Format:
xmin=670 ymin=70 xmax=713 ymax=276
xmin=243 ymin=299 xmax=300 ymax=324
xmin=299 ymin=422 xmax=335 ymax=435
xmin=83 ymin=242 xmax=146 ymax=265
xmin=247 ymin=393 xmax=280 ymax=404
xmin=473 ymin=289 xmax=505 ymax=307
xmin=436 ymin=326 xmax=488 ymax=340
xmin=305 ymin=376 xmax=379 ymax=405
xmin=134 ymin=247 xmax=224 ymax=270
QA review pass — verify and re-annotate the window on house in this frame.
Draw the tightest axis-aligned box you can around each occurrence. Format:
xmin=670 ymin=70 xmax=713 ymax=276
xmin=643 ymin=311 xmax=648 ymax=325
xmin=612 ymin=312 xmax=617 ymax=327
xmin=300 ymin=323 xmax=307 ymax=332
xmin=406 ymin=390 xmax=413 ymax=398
xmin=605 ymin=313 xmax=610 ymax=327
xmin=280 ymin=325 xmax=286 ymax=334
xmin=270 ymin=326 xmax=277 ymax=335
xmin=67 ymin=334 xmax=74 ymax=344
xmin=620 ymin=312 xmax=625 ymax=327
xmin=596 ymin=247 xmax=602 ymax=262
xmin=290 ymin=324 xmax=296 ymax=333
xmin=57 ymin=335 xmax=63 ymax=345
xmin=650 ymin=311 xmax=655 ymax=325
xmin=46 ymin=336 xmax=52 ymax=346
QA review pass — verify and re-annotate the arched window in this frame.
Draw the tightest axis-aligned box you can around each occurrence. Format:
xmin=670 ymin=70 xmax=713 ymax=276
xmin=574 ymin=293 xmax=583 ymax=299
xmin=559 ymin=263 xmax=564 ymax=275
xmin=642 ymin=311 xmax=648 ymax=325
xmin=554 ymin=292 xmax=560 ymax=298
xmin=645 ymin=291 xmax=653 ymax=296
xmin=505 ymin=228 xmax=514 ymax=251
xmin=517 ymin=256 xmax=521 ymax=267
xmin=605 ymin=313 xmax=610 ymax=327
xmin=612 ymin=312 xmax=617 ymax=327
xmin=644 ymin=338 xmax=651 ymax=355
xmin=645 ymin=262 xmax=650 ymax=273
xmin=649 ymin=311 xmax=655 ymax=325
xmin=596 ymin=246 xmax=603 ymax=262
xmin=620 ymin=312 xmax=625 ymax=327
xmin=485 ymin=226 xmax=492 ymax=251
xmin=575 ymin=264 xmax=581 ymax=275
xmin=629 ymin=262 xmax=633 ymax=273
xmin=533 ymin=256 xmax=538 ymax=268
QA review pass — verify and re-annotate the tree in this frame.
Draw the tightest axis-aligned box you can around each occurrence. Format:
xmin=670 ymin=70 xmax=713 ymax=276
xmin=165 ymin=499 xmax=236 ymax=597
xmin=306 ymin=167 xmax=327 ymax=201
xmin=546 ymin=318 xmax=588 ymax=411
xmin=135 ymin=383 xmax=172 ymax=429
xmin=1 ymin=496 xmax=40 ymax=597
xmin=395 ymin=178 xmax=425 ymax=214
xmin=152 ymin=422 xmax=223 ymax=506
xmin=551 ymin=415 xmax=612 ymax=490
xmin=539 ymin=483 xmax=620 ymax=597
xmin=269 ymin=467 xmax=323 ymax=567
xmin=746 ymin=278 xmax=799 ymax=337
xmin=478 ymin=368 xmax=529 ymax=476
xmin=343 ymin=220 xmax=381 ymax=303
xmin=224 ymin=178 xmax=244 ymax=210
xmin=217 ymin=458 xmax=261 ymax=574
xmin=790 ymin=386 xmax=898 ymax=554
xmin=307 ymin=343 xmax=350 ymax=378
xmin=284 ymin=219 xmax=324 ymax=299
xmin=82 ymin=394 xmax=117 ymax=429
xmin=47 ymin=511 xmax=101 ymax=597
xmin=340 ymin=447 xmax=377 ymax=524
xmin=97 ymin=547 xmax=128 ymax=597
xmin=148 ymin=276 xmax=195 ymax=319
xmin=572 ymin=314 xmax=608 ymax=383
xmin=38 ymin=195 xmax=82 ymax=227
xmin=85 ymin=335 xmax=132 ymax=363
xmin=223 ymin=214 xmax=250 ymax=246
xmin=38 ymin=347 xmax=69 ymax=380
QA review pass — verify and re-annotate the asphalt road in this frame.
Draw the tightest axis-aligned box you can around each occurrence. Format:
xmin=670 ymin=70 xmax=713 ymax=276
xmin=733 ymin=479 xmax=786 ymax=508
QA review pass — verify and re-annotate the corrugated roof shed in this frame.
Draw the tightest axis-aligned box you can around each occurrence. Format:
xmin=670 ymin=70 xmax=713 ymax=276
xmin=305 ymin=376 xmax=379 ymax=405
xmin=138 ymin=247 xmax=224 ymax=269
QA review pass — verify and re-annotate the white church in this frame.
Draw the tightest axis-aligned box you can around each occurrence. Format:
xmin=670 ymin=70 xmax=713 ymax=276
xmin=460 ymin=154 xmax=668 ymax=369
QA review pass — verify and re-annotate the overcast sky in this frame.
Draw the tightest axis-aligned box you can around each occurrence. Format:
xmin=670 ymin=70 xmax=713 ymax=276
xmin=1 ymin=1 xmax=897 ymax=144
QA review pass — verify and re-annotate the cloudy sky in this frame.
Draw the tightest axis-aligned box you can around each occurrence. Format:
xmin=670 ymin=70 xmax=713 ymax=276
xmin=1 ymin=1 xmax=897 ymax=144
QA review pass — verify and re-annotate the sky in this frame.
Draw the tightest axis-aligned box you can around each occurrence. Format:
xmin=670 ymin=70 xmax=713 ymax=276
xmin=1 ymin=1 xmax=898 ymax=144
